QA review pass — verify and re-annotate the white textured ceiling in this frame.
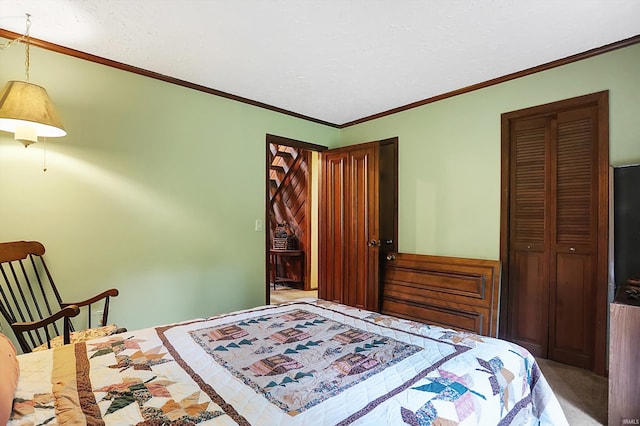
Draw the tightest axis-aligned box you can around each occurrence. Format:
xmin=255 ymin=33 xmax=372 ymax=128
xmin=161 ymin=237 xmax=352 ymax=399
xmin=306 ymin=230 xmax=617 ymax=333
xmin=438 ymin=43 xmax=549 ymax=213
xmin=1 ymin=0 xmax=639 ymax=125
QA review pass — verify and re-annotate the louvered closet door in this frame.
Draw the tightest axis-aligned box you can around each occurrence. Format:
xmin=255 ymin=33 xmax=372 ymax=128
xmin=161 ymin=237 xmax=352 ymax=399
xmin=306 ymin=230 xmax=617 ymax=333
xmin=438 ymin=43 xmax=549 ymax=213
xmin=503 ymin=91 xmax=608 ymax=373
xmin=507 ymin=106 xmax=600 ymax=368
xmin=548 ymin=106 xmax=598 ymax=369
xmin=508 ymin=117 xmax=550 ymax=357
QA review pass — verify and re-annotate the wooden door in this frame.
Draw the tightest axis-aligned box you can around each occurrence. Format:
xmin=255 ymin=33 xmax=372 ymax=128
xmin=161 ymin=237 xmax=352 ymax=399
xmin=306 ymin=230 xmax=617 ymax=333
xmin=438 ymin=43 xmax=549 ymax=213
xmin=345 ymin=146 xmax=379 ymax=309
xmin=507 ymin=116 xmax=550 ymax=357
xmin=501 ymin=92 xmax=608 ymax=374
xmin=320 ymin=150 xmax=349 ymax=304
xmin=548 ymin=106 xmax=599 ymax=369
xmin=319 ymin=138 xmax=397 ymax=312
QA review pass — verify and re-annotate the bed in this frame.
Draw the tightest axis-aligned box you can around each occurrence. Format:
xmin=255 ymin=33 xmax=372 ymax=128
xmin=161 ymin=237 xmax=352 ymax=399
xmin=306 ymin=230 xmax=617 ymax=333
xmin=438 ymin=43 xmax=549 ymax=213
xmin=4 ymin=298 xmax=568 ymax=425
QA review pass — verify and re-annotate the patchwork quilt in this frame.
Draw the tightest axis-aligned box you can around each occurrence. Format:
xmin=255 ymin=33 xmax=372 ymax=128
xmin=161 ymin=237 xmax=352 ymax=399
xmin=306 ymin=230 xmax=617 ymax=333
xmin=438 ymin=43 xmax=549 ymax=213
xmin=9 ymin=299 xmax=568 ymax=425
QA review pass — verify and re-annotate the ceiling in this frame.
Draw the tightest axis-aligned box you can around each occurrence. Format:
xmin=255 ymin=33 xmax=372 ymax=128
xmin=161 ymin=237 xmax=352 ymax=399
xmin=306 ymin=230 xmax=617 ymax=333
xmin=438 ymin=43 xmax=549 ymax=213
xmin=1 ymin=1 xmax=639 ymax=126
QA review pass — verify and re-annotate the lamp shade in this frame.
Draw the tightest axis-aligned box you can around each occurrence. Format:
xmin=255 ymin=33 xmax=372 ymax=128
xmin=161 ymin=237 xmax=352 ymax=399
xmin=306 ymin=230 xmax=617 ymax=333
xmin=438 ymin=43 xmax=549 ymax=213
xmin=0 ymin=81 xmax=66 ymax=143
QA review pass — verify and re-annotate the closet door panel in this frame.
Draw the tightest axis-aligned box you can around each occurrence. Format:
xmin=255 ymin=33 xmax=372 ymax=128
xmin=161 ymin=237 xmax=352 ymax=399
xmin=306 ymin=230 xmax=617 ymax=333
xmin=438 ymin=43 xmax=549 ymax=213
xmin=509 ymin=250 xmax=548 ymax=357
xmin=554 ymin=107 xmax=597 ymax=249
xmin=507 ymin=117 xmax=549 ymax=357
xmin=550 ymin=253 xmax=594 ymax=369
xmin=548 ymin=106 xmax=598 ymax=369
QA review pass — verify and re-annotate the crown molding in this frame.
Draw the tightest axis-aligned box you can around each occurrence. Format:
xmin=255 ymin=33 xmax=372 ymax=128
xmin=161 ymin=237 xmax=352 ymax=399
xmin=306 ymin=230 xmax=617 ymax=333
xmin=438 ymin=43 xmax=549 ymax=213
xmin=2 ymin=29 xmax=638 ymax=129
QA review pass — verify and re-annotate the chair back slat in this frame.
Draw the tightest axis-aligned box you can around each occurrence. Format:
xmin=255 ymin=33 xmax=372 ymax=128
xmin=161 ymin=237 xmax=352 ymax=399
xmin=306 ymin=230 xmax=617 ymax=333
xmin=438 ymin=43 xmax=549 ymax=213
xmin=28 ymin=254 xmax=69 ymax=341
xmin=0 ymin=266 xmax=19 ymax=324
xmin=1 ymin=263 xmax=40 ymax=348
xmin=37 ymin=254 xmax=65 ymax=306
xmin=3 ymin=262 xmax=33 ymax=323
xmin=27 ymin=254 xmax=66 ymax=334
xmin=18 ymin=259 xmax=47 ymax=322
xmin=0 ymin=241 xmax=64 ymax=349
xmin=0 ymin=266 xmax=39 ymax=347
xmin=2 ymin=260 xmax=50 ymax=348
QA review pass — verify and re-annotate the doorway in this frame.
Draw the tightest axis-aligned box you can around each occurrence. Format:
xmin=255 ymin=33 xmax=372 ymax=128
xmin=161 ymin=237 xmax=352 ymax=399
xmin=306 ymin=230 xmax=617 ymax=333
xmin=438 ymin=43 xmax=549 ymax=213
xmin=499 ymin=92 xmax=609 ymax=375
xmin=265 ymin=134 xmax=327 ymax=305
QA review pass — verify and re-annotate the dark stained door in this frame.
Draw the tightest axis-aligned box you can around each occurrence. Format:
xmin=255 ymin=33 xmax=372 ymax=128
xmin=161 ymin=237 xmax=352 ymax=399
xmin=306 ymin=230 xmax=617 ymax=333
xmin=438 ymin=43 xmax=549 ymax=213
xmin=548 ymin=106 xmax=599 ymax=368
xmin=345 ymin=146 xmax=380 ymax=310
xmin=508 ymin=116 xmax=550 ymax=358
xmin=319 ymin=138 xmax=397 ymax=312
xmin=321 ymin=150 xmax=349 ymax=304
xmin=503 ymin=92 xmax=608 ymax=373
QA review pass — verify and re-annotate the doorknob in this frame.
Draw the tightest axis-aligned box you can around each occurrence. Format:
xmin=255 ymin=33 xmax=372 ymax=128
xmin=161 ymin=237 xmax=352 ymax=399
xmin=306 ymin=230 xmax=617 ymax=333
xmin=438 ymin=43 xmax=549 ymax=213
xmin=386 ymin=253 xmax=396 ymax=261
xmin=367 ymin=239 xmax=380 ymax=247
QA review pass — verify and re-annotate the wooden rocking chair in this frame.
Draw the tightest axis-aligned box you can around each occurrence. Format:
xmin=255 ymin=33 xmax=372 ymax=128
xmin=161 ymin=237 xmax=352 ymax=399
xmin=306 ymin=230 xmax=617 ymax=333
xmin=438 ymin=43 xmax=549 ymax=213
xmin=0 ymin=240 xmax=124 ymax=353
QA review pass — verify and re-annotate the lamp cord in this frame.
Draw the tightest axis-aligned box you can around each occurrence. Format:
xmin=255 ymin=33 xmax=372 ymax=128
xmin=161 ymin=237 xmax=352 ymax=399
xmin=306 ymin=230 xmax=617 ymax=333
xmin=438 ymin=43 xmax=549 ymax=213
xmin=25 ymin=14 xmax=31 ymax=81
xmin=0 ymin=13 xmax=31 ymax=81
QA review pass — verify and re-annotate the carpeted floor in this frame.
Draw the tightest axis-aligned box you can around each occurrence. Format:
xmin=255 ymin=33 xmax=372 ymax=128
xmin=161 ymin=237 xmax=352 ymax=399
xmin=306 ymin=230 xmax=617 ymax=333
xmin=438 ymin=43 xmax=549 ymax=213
xmin=269 ymin=285 xmax=318 ymax=305
xmin=536 ymin=358 xmax=608 ymax=425
xmin=269 ymin=290 xmax=609 ymax=424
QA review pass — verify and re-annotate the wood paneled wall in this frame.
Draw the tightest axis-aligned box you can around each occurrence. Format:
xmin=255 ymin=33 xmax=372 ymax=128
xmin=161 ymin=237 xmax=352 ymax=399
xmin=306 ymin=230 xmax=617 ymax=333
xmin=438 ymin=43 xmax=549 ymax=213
xmin=269 ymin=145 xmax=310 ymax=287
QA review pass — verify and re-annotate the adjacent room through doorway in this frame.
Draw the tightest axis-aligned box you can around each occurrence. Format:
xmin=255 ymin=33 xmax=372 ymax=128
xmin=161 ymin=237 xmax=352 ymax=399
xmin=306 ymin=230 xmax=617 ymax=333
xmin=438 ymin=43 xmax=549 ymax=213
xmin=265 ymin=134 xmax=326 ymax=305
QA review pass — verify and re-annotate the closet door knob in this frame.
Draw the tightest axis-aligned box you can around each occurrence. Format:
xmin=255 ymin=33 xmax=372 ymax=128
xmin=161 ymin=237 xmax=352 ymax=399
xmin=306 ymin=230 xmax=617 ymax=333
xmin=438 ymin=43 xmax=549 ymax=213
xmin=386 ymin=254 xmax=396 ymax=261
xmin=569 ymin=247 xmax=576 ymax=252
xmin=367 ymin=239 xmax=380 ymax=247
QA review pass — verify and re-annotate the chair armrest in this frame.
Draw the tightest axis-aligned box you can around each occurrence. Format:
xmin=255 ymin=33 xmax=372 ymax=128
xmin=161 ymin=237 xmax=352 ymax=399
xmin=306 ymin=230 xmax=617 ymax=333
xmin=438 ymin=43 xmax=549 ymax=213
xmin=61 ymin=288 xmax=119 ymax=308
xmin=61 ymin=288 xmax=119 ymax=329
xmin=12 ymin=305 xmax=81 ymax=352
xmin=11 ymin=305 xmax=81 ymax=333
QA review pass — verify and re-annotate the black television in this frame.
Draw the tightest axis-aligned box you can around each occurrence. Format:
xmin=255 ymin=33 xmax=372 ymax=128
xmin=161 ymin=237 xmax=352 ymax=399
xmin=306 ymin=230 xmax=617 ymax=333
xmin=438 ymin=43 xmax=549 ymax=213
xmin=613 ymin=164 xmax=640 ymax=292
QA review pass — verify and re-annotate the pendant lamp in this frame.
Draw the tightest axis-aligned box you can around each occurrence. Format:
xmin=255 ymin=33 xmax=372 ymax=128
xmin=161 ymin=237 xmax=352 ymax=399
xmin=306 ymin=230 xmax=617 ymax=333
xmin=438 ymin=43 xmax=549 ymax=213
xmin=0 ymin=14 xmax=66 ymax=147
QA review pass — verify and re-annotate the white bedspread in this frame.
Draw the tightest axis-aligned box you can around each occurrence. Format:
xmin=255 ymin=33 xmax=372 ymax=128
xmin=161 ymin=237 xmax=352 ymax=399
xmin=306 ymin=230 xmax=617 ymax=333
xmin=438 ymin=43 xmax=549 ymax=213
xmin=9 ymin=299 xmax=568 ymax=425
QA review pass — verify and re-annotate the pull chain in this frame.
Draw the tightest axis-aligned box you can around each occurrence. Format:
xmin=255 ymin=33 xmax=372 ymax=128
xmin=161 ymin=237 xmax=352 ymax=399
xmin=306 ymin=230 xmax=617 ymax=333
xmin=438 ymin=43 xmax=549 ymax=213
xmin=43 ymin=137 xmax=47 ymax=172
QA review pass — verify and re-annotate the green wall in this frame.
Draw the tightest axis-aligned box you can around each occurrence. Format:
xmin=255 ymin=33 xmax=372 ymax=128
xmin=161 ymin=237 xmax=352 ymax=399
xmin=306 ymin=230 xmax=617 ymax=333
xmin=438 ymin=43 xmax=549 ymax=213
xmin=0 ymin=39 xmax=340 ymax=336
xmin=340 ymin=43 xmax=640 ymax=260
xmin=1 ymin=37 xmax=639 ymax=345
